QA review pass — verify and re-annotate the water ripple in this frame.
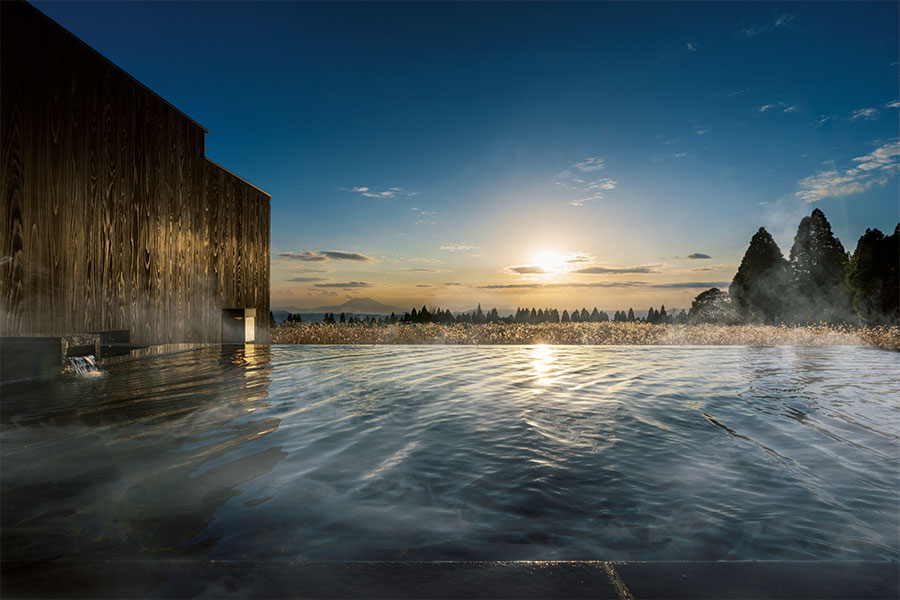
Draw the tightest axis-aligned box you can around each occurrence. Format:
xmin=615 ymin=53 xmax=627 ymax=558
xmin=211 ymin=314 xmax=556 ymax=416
xmin=1 ymin=344 xmax=898 ymax=562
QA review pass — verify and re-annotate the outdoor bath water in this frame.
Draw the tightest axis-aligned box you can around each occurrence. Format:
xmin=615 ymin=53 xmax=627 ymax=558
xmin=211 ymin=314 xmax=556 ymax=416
xmin=1 ymin=345 xmax=898 ymax=563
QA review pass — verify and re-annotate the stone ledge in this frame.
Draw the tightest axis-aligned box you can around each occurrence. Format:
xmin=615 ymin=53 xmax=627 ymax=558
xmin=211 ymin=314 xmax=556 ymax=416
xmin=1 ymin=560 xmax=896 ymax=599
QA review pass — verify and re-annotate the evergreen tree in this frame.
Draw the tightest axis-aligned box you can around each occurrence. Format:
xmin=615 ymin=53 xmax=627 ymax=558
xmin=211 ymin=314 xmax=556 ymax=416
xmin=688 ymin=288 xmax=739 ymax=324
xmin=659 ymin=305 xmax=668 ymax=323
xmin=789 ymin=209 xmax=852 ymax=323
xmin=339 ymin=312 xmax=346 ymax=324
xmin=474 ymin=304 xmax=485 ymax=324
xmin=590 ymin=307 xmax=600 ymax=322
xmin=561 ymin=310 xmax=570 ymax=323
xmin=550 ymin=308 xmax=560 ymax=323
xmin=627 ymin=308 xmax=635 ymax=322
xmin=846 ymin=225 xmax=900 ymax=325
xmin=730 ymin=227 xmax=790 ymax=323
xmin=598 ymin=310 xmax=609 ymax=322
xmin=530 ymin=308 xmax=537 ymax=323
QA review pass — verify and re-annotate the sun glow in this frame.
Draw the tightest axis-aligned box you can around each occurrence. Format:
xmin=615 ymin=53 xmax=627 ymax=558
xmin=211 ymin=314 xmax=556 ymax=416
xmin=531 ymin=250 xmax=566 ymax=275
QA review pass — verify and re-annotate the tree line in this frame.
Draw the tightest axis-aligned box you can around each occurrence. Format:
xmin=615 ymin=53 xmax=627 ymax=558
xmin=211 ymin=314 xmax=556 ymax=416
xmin=722 ymin=208 xmax=898 ymax=325
xmin=273 ymin=209 xmax=897 ymax=329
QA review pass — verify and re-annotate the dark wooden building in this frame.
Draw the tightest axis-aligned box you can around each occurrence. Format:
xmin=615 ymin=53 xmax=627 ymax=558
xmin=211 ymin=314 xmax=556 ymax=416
xmin=1 ymin=1 xmax=270 ymax=345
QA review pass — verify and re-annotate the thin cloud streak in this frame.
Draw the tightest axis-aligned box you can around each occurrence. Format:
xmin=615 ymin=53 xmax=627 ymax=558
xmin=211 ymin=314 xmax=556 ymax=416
xmin=796 ymin=141 xmax=900 ymax=202
xmin=279 ymin=250 xmax=375 ymax=262
xmin=349 ymin=186 xmax=418 ymax=199
xmin=313 ymin=281 xmax=374 ymax=288
xmin=477 ymin=281 xmax=728 ymax=290
xmin=574 ymin=265 xmax=658 ymax=274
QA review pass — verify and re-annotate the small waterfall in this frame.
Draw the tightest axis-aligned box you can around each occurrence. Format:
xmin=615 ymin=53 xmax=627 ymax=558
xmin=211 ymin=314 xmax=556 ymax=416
xmin=66 ymin=355 xmax=103 ymax=377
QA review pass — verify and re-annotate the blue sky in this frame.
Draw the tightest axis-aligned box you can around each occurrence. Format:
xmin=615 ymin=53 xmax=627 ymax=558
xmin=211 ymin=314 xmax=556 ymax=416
xmin=35 ymin=1 xmax=899 ymax=311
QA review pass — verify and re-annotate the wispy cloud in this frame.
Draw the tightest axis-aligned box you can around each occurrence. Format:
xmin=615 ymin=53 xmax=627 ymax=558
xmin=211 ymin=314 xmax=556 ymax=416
xmin=571 ymin=157 xmax=605 ymax=172
xmin=815 ymin=114 xmax=834 ymax=127
xmin=774 ymin=13 xmax=794 ymax=28
xmin=507 ymin=265 xmax=548 ymax=275
xmin=313 ymin=281 xmax=373 ymax=288
xmin=397 ymin=267 xmax=451 ymax=273
xmin=759 ymin=101 xmax=796 ymax=115
xmin=739 ymin=26 xmax=765 ymax=39
xmin=555 ymin=157 xmax=617 ymax=207
xmin=279 ymin=250 xmax=375 ymax=262
xmin=886 ymin=100 xmax=900 ymax=109
xmin=279 ymin=251 xmax=327 ymax=262
xmin=851 ymin=107 xmax=880 ymax=121
xmin=686 ymin=253 xmax=711 ymax=259
xmin=287 ymin=276 xmax=328 ymax=283
xmin=651 ymin=281 xmax=731 ymax=289
xmin=686 ymin=42 xmax=698 ymax=52
xmin=739 ymin=13 xmax=793 ymax=38
xmin=349 ymin=186 xmax=417 ymax=199
xmin=440 ymin=244 xmax=476 ymax=252
xmin=477 ymin=280 xmax=727 ymax=290
xmin=574 ymin=265 xmax=659 ymax=274
xmin=672 ymin=263 xmax=735 ymax=273
xmin=478 ymin=282 xmax=645 ymax=290
xmin=411 ymin=207 xmax=442 ymax=225
xmin=796 ymin=141 xmax=900 ymax=202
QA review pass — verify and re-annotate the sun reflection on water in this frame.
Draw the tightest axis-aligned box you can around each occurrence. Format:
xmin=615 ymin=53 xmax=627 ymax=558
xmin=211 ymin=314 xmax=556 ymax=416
xmin=530 ymin=344 xmax=556 ymax=387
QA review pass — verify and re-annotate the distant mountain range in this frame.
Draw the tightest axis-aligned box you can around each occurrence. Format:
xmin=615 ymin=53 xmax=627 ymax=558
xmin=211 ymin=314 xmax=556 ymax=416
xmin=272 ymin=298 xmax=688 ymax=323
xmin=274 ymin=297 xmax=406 ymax=316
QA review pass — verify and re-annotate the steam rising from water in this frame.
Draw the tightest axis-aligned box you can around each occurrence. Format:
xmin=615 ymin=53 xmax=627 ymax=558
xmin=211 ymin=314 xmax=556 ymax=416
xmin=2 ymin=345 xmax=898 ymax=562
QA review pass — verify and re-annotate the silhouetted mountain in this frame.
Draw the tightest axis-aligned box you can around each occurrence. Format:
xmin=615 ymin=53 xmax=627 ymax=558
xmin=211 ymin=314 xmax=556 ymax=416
xmin=275 ymin=297 xmax=405 ymax=315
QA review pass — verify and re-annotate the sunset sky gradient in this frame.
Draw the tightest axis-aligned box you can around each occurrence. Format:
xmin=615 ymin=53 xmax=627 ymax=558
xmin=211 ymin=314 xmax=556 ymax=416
xmin=35 ymin=1 xmax=899 ymax=311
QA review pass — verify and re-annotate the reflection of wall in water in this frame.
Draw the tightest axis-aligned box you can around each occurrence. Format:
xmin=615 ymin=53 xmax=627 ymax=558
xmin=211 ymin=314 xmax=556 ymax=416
xmin=0 ymin=1 xmax=270 ymax=344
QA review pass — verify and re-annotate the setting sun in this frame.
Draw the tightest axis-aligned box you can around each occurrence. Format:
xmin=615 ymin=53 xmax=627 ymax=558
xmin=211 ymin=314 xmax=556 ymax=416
xmin=531 ymin=251 xmax=566 ymax=275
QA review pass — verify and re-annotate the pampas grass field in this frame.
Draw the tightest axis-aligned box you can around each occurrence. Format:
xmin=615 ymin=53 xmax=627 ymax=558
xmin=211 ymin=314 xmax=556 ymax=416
xmin=271 ymin=322 xmax=900 ymax=349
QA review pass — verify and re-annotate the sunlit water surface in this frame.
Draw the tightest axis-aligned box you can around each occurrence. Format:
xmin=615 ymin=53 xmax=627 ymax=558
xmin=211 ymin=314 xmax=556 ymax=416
xmin=2 ymin=345 xmax=898 ymax=562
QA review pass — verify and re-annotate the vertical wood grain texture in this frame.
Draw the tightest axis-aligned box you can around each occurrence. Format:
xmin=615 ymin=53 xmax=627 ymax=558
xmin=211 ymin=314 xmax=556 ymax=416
xmin=0 ymin=1 xmax=270 ymax=344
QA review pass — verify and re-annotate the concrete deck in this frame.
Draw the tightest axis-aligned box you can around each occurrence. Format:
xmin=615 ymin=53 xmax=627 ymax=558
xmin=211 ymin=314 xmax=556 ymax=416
xmin=1 ymin=560 xmax=896 ymax=599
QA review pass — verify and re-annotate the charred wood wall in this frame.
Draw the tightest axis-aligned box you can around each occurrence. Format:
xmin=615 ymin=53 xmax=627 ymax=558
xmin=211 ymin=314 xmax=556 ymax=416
xmin=1 ymin=1 xmax=270 ymax=344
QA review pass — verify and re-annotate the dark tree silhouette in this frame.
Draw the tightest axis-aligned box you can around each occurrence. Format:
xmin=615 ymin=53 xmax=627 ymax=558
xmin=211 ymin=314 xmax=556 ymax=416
xmin=627 ymin=308 xmax=635 ymax=322
xmin=730 ymin=227 xmax=790 ymax=323
xmin=789 ymin=209 xmax=852 ymax=323
xmin=846 ymin=225 xmax=900 ymax=325
xmin=689 ymin=288 xmax=740 ymax=324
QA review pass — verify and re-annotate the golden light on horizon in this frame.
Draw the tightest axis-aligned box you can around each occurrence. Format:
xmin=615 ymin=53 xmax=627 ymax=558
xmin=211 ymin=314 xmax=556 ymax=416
xmin=531 ymin=250 xmax=567 ymax=275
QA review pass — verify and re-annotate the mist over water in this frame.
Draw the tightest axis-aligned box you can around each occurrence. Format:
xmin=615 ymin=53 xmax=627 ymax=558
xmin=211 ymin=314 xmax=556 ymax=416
xmin=2 ymin=345 xmax=898 ymax=562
